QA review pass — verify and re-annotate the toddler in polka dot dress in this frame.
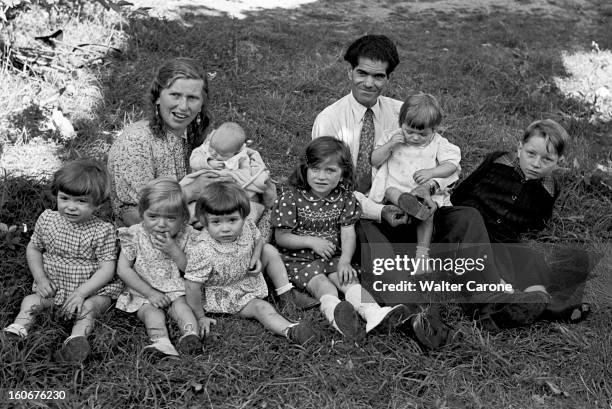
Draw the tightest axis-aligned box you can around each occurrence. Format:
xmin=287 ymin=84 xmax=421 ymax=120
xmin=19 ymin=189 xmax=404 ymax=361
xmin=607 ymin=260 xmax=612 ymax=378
xmin=273 ymin=137 xmax=411 ymax=344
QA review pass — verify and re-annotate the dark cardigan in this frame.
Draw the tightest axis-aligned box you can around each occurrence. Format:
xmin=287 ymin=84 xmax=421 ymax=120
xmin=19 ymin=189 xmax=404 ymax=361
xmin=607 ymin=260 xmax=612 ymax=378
xmin=451 ymin=151 xmax=559 ymax=243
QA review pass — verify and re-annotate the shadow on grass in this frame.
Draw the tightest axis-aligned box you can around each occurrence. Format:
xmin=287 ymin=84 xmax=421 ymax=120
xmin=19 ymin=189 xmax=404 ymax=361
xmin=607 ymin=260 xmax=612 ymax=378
xmin=1 ymin=2 xmax=611 ymax=408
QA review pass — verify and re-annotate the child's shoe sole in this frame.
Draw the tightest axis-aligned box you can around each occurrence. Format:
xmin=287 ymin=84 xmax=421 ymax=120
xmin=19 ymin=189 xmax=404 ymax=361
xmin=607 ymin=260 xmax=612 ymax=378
xmin=333 ymin=301 xmax=366 ymax=345
xmin=397 ymin=193 xmax=433 ymax=221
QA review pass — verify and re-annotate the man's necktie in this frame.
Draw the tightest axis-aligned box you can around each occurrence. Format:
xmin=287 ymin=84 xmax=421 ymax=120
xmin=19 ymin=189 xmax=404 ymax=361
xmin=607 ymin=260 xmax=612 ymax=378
xmin=355 ymin=108 xmax=374 ymax=193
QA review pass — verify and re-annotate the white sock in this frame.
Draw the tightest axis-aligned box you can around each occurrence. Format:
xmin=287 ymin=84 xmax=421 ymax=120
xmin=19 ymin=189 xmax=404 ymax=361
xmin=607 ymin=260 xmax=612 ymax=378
xmin=275 ymin=283 xmax=294 ymax=296
xmin=345 ymin=284 xmax=384 ymax=323
xmin=4 ymin=323 xmax=27 ymax=338
xmin=319 ymin=294 xmax=341 ymax=324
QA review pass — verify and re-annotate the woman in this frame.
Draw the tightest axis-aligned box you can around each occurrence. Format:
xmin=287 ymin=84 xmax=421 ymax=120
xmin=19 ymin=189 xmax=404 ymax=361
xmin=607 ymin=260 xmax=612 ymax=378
xmin=108 ymin=57 xmax=226 ymax=227
xmin=107 ymin=57 xmax=319 ymax=311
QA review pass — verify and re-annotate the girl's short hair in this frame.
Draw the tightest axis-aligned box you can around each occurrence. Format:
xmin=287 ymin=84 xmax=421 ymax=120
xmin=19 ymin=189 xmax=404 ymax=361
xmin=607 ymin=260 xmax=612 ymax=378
xmin=287 ymin=136 xmax=355 ymax=190
xmin=51 ymin=159 xmax=110 ymax=206
xmin=522 ymin=119 xmax=569 ymax=157
xmin=137 ymin=177 xmax=189 ymax=222
xmin=398 ymin=91 xmax=443 ymax=130
xmin=148 ymin=57 xmax=211 ymax=153
xmin=195 ymin=181 xmax=250 ymax=222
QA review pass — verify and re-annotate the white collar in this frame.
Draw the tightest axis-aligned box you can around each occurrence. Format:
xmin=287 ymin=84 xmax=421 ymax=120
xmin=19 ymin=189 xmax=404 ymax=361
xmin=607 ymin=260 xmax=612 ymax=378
xmin=348 ymin=92 xmax=381 ymax=122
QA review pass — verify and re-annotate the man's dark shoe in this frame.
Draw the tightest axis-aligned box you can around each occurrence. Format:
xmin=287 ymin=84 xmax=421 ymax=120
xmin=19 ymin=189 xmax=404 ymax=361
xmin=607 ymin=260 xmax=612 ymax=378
xmin=333 ymin=301 xmax=366 ymax=345
xmin=278 ymin=288 xmax=320 ymax=310
xmin=467 ymin=290 xmax=550 ymax=330
xmin=396 ymin=307 xmax=449 ymax=350
xmin=541 ymin=302 xmax=591 ymax=323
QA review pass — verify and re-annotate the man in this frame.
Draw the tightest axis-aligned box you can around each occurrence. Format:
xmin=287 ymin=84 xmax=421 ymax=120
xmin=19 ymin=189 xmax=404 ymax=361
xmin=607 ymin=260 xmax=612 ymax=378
xmin=312 ymin=34 xmax=549 ymax=337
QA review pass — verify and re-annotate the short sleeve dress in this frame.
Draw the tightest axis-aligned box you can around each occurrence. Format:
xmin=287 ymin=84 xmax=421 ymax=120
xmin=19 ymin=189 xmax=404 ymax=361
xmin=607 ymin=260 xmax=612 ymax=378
xmin=29 ymin=210 xmax=123 ymax=306
xmin=272 ymin=185 xmax=361 ymax=288
xmin=115 ymin=223 xmax=206 ymax=313
xmin=183 ymin=220 xmax=268 ymax=314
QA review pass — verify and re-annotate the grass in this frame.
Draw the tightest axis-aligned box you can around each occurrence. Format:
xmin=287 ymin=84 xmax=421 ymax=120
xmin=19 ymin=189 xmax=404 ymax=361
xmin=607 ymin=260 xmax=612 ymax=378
xmin=0 ymin=0 xmax=611 ymax=408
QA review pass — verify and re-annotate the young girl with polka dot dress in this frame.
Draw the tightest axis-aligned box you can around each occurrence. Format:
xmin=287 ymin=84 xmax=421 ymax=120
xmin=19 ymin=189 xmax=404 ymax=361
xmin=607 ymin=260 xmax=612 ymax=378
xmin=273 ymin=137 xmax=410 ymax=344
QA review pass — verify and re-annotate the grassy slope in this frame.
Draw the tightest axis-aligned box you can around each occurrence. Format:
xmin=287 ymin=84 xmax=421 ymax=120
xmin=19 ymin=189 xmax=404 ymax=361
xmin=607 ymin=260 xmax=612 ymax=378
xmin=0 ymin=1 xmax=611 ymax=408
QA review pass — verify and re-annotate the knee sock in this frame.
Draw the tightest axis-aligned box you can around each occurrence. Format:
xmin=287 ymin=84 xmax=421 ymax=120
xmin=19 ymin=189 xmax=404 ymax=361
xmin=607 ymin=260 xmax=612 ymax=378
xmin=275 ymin=283 xmax=294 ymax=296
xmin=345 ymin=284 xmax=383 ymax=323
xmin=319 ymin=294 xmax=342 ymax=332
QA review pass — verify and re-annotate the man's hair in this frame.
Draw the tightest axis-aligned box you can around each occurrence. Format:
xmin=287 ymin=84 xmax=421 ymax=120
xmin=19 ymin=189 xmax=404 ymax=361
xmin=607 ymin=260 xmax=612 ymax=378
xmin=52 ymin=159 xmax=110 ymax=206
xmin=344 ymin=35 xmax=400 ymax=75
xmin=522 ymin=119 xmax=570 ymax=156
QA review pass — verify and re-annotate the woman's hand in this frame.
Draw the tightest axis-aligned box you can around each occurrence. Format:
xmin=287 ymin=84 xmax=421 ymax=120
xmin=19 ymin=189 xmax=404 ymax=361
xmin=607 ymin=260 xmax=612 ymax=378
xmin=207 ymin=158 xmax=226 ymax=170
xmin=337 ymin=259 xmax=358 ymax=286
xmin=309 ymin=237 xmax=335 ymax=260
xmin=147 ymin=291 xmax=171 ymax=309
xmin=62 ymin=290 xmax=85 ymax=317
xmin=35 ymin=276 xmax=57 ymax=299
xmin=197 ymin=316 xmax=217 ymax=337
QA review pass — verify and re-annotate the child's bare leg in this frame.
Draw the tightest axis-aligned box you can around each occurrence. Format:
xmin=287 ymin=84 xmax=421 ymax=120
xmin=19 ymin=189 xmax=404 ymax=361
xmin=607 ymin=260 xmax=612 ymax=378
xmin=169 ymin=296 xmax=202 ymax=354
xmin=4 ymin=294 xmax=53 ymax=337
xmin=414 ymin=216 xmax=434 ymax=275
xmin=70 ymin=295 xmax=111 ymax=337
xmin=54 ymin=295 xmax=111 ymax=362
xmin=137 ymin=304 xmax=169 ymax=340
xmin=384 ymin=186 xmax=403 ymax=205
xmin=307 ymin=274 xmax=364 ymax=342
xmin=261 ymin=244 xmax=319 ymax=309
xmin=239 ymin=298 xmax=291 ymax=335
xmin=328 ymin=273 xmax=410 ymax=334
xmin=239 ymin=298 xmax=316 ymax=344
xmin=137 ymin=303 xmax=178 ymax=356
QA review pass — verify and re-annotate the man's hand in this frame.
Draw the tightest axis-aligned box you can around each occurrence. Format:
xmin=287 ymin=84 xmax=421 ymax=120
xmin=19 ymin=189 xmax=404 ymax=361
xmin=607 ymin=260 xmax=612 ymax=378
xmin=381 ymin=205 xmax=409 ymax=227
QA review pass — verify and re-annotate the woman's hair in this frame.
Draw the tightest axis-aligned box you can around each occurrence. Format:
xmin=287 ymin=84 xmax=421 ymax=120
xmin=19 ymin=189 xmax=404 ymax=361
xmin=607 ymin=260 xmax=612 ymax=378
xmin=148 ymin=57 xmax=211 ymax=152
xmin=398 ymin=91 xmax=443 ymax=130
xmin=51 ymin=159 xmax=110 ymax=206
xmin=287 ymin=136 xmax=355 ymax=190
xmin=522 ymin=119 xmax=570 ymax=157
xmin=137 ymin=177 xmax=190 ymax=222
xmin=195 ymin=181 xmax=250 ymax=223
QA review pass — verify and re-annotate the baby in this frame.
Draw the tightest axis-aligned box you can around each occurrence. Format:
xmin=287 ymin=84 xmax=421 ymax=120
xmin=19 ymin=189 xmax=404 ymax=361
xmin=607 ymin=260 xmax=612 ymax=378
xmin=181 ymin=122 xmax=273 ymax=224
